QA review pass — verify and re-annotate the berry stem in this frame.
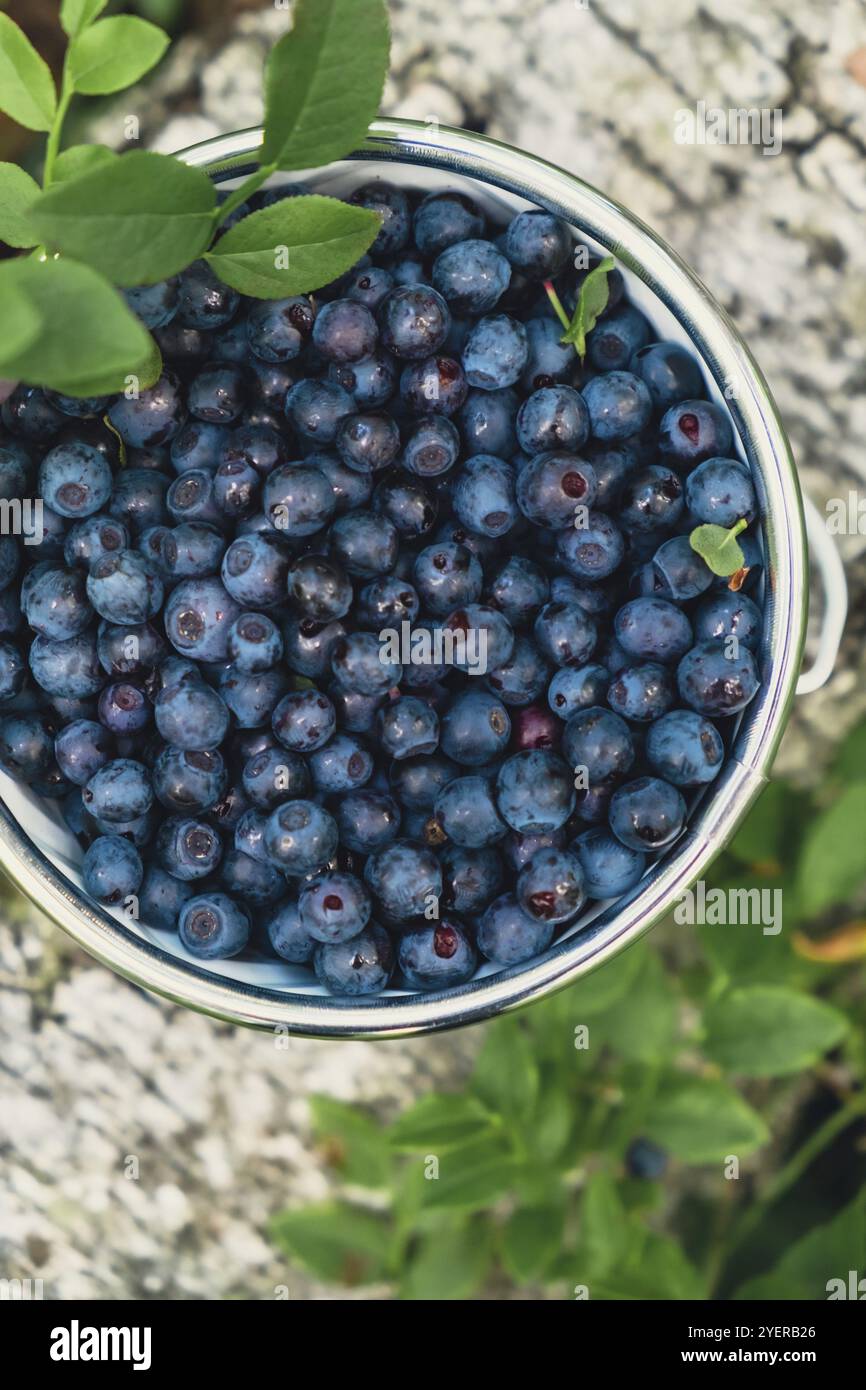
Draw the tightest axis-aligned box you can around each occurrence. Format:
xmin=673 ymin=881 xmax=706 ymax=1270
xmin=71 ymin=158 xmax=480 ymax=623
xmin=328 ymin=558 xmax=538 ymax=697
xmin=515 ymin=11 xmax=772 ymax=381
xmin=727 ymin=517 xmax=748 ymax=541
xmin=544 ymin=279 xmax=571 ymax=334
xmin=43 ymin=67 xmax=74 ymax=187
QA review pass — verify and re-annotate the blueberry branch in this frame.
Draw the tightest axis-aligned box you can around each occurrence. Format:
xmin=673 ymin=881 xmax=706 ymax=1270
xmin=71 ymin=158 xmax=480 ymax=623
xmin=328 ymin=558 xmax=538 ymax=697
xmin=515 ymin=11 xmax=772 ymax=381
xmin=214 ymin=161 xmax=279 ymax=228
xmin=42 ymin=65 xmax=74 ymax=187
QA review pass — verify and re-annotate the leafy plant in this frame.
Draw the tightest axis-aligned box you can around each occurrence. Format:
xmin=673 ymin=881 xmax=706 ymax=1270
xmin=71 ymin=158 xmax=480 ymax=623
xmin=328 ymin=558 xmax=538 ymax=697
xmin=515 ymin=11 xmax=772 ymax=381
xmin=0 ymin=0 xmax=390 ymax=395
xmin=544 ymin=256 xmax=615 ymax=362
xmin=269 ymin=722 xmax=866 ymax=1299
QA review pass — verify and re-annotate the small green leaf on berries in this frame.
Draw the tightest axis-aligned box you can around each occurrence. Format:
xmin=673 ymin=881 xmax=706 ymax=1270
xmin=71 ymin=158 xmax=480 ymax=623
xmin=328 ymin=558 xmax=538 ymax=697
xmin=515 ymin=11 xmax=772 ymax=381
xmin=206 ymin=196 xmax=382 ymax=298
xmin=560 ymin=255 xmax=615 ymax=361
xmin=689 ymin=517 xmax=749 ymax=577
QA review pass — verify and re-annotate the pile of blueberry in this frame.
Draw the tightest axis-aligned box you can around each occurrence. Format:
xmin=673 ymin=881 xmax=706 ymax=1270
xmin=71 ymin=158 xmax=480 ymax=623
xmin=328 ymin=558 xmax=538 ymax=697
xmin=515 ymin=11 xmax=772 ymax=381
xmin=0 ymin=178 xmax=763 ymax=998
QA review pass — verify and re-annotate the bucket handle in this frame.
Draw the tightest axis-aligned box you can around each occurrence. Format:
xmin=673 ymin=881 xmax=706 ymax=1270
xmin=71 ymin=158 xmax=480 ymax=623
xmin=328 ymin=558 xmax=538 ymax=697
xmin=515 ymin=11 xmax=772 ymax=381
xmin=796 ymin=493 xmax=848 ymax=696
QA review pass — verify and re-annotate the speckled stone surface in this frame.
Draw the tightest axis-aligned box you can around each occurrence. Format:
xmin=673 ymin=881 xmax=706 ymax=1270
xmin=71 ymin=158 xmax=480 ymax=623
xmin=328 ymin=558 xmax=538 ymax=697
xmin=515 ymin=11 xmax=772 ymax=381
xmin=1 ymin=0 xmax=864 ymax=1300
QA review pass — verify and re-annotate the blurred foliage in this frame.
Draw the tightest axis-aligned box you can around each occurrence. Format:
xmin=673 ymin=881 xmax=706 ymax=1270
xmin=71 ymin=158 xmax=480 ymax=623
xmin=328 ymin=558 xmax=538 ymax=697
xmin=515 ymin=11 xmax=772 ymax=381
xmin=270 ymin=722 xmax=866 ymax=1299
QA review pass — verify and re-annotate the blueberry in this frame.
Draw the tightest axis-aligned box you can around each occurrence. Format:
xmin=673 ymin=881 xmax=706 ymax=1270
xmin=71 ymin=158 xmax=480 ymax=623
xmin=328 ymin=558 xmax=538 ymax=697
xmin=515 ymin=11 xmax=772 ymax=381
xmin=516 ymin=846 xmax=585 ymax=926
xmin=0 ymin=713 xmax=56 ymax=780
xmin=515 ymin=385 xmax=589 ymax=456
xmin=22 ymin=565 xmax=91 ymax=640
xmin=650 ymin=535 xmax=712 ymax=602
xmin=328 ymin=352 xmax=396 ymax=410
xmin=533 ymin=601 xmax=597 ymax=668
xmin=547 ymin=663 xmax=610 ymax=719
xmin=520 ymin=317 xmax=574 ymax=391
xmin=572 ymin=827 xmax=646 ymax=898
xmin=414 ymin=191 xmax=485 ymax=256
xmin=212 ymin=459 xmax=261 ymax=520
xmin=283 ymin=618 xmax=347 ymax=681
xmin=659 ymin=399 xmax=734 ymax=468
xmin=400 ymin=355 xmax=468 ymax=417
xmin=156 ymin=816 xmax=223 ymax=881
xmin=693 ymin=591 xmax=762 ymax=650
xmin=372 ymin=474 xmax=438 ymax=539
xmin=614 ymin=597 xmax=693 ymax=664
xmin=38 ymin=442 xmax=112 ymax=518
xmin=309 ymin=733 xmax=374 ymax=794
xmin=356 ymin=575 xmax=419 ymax=630
xmin=438 ymin=689 xmax=508 ymax=766
xmin=123 ymin=279 xmax=179 ymax=329
xmin=389 ymin=752 xmax=457 ymax=810
xmin=486 ymin=555 xmax=549 ymax=627
xmin=2 ymin=385 xmax=65 ymax=441
xmin=457 ymin=393 xmax=518 ymax=468
xmin=242 ymin=746 xmax=309 ymax=809
xmin=300 ymin=871 xmax=371 ymax=942
xmin=584 ymin=440 xmax=639 ymax=508
xmin=432 ymin=774 xmax=504 ymax=848
xmin=96 ymin=621 xmax=166 ymax=679
xmin=285 ymin=379 xmax=354 ymax=444
xmin=583 ymin=371 xmax=652 ymax=442
xmin=261 ymin=462 xmax=335 ymax=538
xmin=188 ymin=361 xmax=247 ymax=425
xmin=562 ymin=706 xmax=635 ymax=783
xmin=676 ymin=641 xmax=760 ymax=717
xmin=439 ymin=844 xmax=502 ymax=915
xmin=313 ymin=298 xmax=378 ymax=364
xmin=587 ymin=304 xmax=651 ymax=371
xmin=398 ymin=918 xmax=477 ymax=990
xmin=645 ymin=708 xmax=724 ymax=787
xmin=221 ymin=534 xmax=289 ymax=609
xmin=164 ymin=577 xmax=242 ymax=661
xmin=336 ymin=411 xmax=401 ymax=474
xmin=376 ymin=695 xmax=439 ymax=760
xmin=487 ymin=636 xmax=550 ymax=707
xmin=226 ymin=611 xmax=284 ymax=671
xmin=504 ymin=210 xmax=572 ymax=280
xmin=98 ymin=682 xmax=152 ymax=736
xmin=412 ymin=543 xmax=482 ymax=617
xmin=555 ymin=511 xmax=625 ymax=580
xmin=451 ymin=454 xmax=517 ymax=538
xmin=332 ymin=630 xmax=402 ymax=696
xmin=378 ymin=285 xmax=451 ymax=360
xmin=314 ymin=923 xmax=394 ymax=995
xmin=609 ymin=776 xmax=686 ymax=851
xmin=349 ymin=181 xmax=411 ymax=255
xmin=108 ymin=468 xmax=169 ymax=535
xmin=83 ymin=758 xmax=153 ymax=822
xmin=0 ymin=640 xmax=26 ymax=702
xmin=63 ymin=515 xmax=129 ymax=570
xmin=219 ymin=848 xmax=285 ymax=906
xmin=179 ymin=892 xmax=250 ymax=959
xmin=685 ymin=457 xmax=756 ymax=527
xmin=29 ymin=632 xmax=103 ymax=698
xmin=272 ymin=688 xmax=336 ymax=752
xmin=234 ymin=807 xmax=270 ymax=864
xmin=619 ymin=466 xmax=684 ymax=533
xmin=153 ymin=746 xmax=227 ymax=814
xmin=139 ymin=864 xmax=195 ymax=930
xmin=432 ymin=238 xmax=511 ymax=315
xmin=108 ymin=372 xmax=185 ymax=448
xmin=444 ymin=603 xmax=515 ymax=674
xmin=247 ymin=296 xmax=315 ymax=362
xmin=629 ymin=342 xmax=704 ymax=412
xmin=177 ymin=260 xmax=239 ymax=329
xmin=462 ymin=314 xmax=529 ymax=390
xmin=155 ymin=679 xmax=230 ymax=751
xmin=364 ymin=840 xmax=443 ymax=922
xmin=264 ymin=798 xmax=338 ymax=875
xmin=219 ymin=666 xmax=289 ymax=729
xmin=265 ymin=899 xmax=316 ymax=964
xmin=82 ymin=834 xmax=143 ymax=905
xmin=335 ymin=789 xmax=401 ymax=853
xmin=607 ymin=662 xmax=674 ymax=722
xmin=625 ymin=1137 xmax=668 ymax=1180
xmin=220 ymin=423 xmax=290 ymax=480
xmin=476 ymin=892 xmax=553 ymax=964
xmin=495 ymin=749 xmax=575 ymax=834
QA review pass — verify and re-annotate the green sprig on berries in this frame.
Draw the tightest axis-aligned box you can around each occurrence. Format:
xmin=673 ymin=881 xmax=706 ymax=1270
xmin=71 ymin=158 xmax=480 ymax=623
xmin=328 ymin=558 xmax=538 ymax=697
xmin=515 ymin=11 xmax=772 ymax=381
xmin=544 ymin=255 xmax=616 ymax=362
xmin=0 ymin=0 xmax=391 ymax=398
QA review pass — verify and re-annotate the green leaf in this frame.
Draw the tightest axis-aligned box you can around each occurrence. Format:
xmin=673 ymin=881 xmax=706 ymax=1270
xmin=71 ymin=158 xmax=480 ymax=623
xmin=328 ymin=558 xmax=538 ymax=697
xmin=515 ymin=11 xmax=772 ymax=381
xmin=60 ymin=0 xmax=110 ymax=38
xmin=0 ymin=14 xmax=56 ymax=131
xmin=527 ymin=1082 xmax=574 ymax=1165
xmin=689 ymin=518 xmax=748 ymax=577
xmin=401 ymin=1217 xmax=493 ymax=1299
xmin=645 ymin=1077 xmax=768 ymax=1163
xmin=268 ymin=1201 xmax=392 ymax=1285
xmin=831 ymin=721 xmax=866 ymax=781
xmin=309 ymin=1096 xmax=391 ymax=1188
xmin=703 ymin=985 xmax=849 ymax=1077
xmin=53 ymin=143 xmax=119 ymax=184
xmin=501 ymin=1203 xmax=565 ymax=1283
xmin=472 ymin=1019 xmax=539 ymax=1123
xmin=592 ymin=1231 xmax=705 ymax=1300
xmin=0 ymin=163 xmax=40 ymax=248
xmin=726 ymin=779 xmax=794 ymax=867
xmin=578 ymin=1171 xmax=632 ymax=1278
xmin=31 ymin=151 xmax=217 ymax=286
xmin=592 ymin=950 xmax=678 ymax=1062
xmin=796 ymin=780 xmax=866 ymax=917
xmin=694 ymin=872 xmax=797 ymax=983
xmin=68 ymin=15 xmax=169 ymax=95
xmin=0 ymin=257 xmax=155 ymax=397
xmin=561 ymin=255 xmax=615 ymax=360
xmin=206 ymin=196 xmax=381 ymax=299
xmin=735 ymin=1191 xmax=866 ymax=1299
xmin=261 ymin=0 xmax=390 ymax=171
xmin=388 ymin=1093 xmax=496 ymax=1154
xmin=535 ymin=943 xmax=646 ymax=1038
xmin=0 ymin=279 xmax=42 ymax=364
xmin=419 ymin=1133 xmax=519 ymax=1213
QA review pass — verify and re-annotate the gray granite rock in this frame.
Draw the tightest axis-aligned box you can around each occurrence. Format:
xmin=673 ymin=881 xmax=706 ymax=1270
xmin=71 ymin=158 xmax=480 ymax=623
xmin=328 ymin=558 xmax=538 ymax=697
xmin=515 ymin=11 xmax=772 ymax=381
xmin=1 ymin=0 xmax=864 ymax=1300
